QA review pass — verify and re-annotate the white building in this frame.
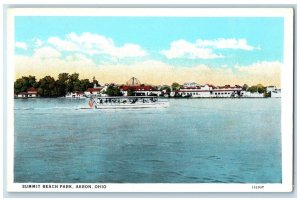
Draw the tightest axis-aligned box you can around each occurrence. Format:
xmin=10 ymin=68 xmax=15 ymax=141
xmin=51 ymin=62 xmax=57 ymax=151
xmin=16 ymin=87 xmax=38 ymax=98
xmin=242 ymin=91 xmax=264 ymax=98
xmin=266 ymin=86 xmax=278 ymax=93
xmin=178 ymin=84 xmax=243 ymax=98
xmin=27 ymin=87 xmax=38 ymax=98
xmin=84 ymin=87 xmax=104 ymax=97
xmin=17 ymin=92 xmax=28 ymax=98
xmin=271 ymin=90 xmax=281 ymax=98
xmin=120 ymin=85 xmax=162 ymax=96
xmin=266 ymin=86 xmax=281 ymax=98
xmin=211 ymin=85 xmax=243 ymax=98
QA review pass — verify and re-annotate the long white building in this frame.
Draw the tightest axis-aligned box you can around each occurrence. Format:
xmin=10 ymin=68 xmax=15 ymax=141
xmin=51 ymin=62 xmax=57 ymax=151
xmin=177 ymin=83 xmax=244 ymax=98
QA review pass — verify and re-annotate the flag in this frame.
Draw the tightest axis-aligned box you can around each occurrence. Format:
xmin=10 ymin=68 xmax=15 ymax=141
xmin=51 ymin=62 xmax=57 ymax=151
xmin=88 ymin=100 xmax=94 ymax=108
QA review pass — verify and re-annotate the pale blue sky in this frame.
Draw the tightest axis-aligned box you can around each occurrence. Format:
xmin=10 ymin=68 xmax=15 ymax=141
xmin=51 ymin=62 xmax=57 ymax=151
xmin=15 ymin=16 xmax=283 ymax=68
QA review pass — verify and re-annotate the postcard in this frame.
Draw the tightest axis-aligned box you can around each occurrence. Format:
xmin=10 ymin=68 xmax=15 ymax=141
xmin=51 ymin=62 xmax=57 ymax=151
xmin=5 ymin=7 xmax=294 ymax=192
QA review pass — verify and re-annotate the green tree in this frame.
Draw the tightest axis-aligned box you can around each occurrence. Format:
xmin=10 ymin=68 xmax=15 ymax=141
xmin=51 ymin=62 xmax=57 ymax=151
xmin=171 ymin=82 xmax=181 ymax=91
xmin=247 ymin=84 xmax=266 ymax=94
xmin=127 ymin=89 xmax=134 ymax=96
xmin=160 ymin=85 xmax=171 ymax=93
xmin=14 ymin=75 xmax=37 ymax=94
xmin=171 ymin=82 xmax=180 ymax=90
xmin=56 ymin=73 xmax=69 ymax=96
xmin=242 ymin=84 xmax=248 ymax=91
xmin=79 ymin=79 xmax=93 ymax=92
xmin=104 ymin=85 xmax=122 ymax=96
xmin=38 ymin=76 xmax=57 ymax=97
xmin=73 ymin=80 xmax=82 ymax=92
xmin=66 ymin=73 xmax=80 ymax=93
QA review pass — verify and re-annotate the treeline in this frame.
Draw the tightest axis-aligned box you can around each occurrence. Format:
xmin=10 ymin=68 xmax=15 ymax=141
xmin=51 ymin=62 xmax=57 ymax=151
xmin=242 ymin=84 xmax=267 ymax=94
xmin=15 ymin=73 xmax=271 ymax=97
xmin=14 ymin=73 xmax=98 ymax=97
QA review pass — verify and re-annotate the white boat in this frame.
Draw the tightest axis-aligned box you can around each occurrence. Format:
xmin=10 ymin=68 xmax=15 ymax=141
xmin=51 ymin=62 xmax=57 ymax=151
xmin=88 ymin=96 xmax=169 ymax=109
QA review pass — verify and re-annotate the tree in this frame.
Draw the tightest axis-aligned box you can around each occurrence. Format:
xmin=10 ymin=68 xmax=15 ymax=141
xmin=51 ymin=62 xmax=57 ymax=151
xmin=160 ymin=85 xmax=171 ymax=93
xmin=38 ymin=76 xmax=57 ymax=97
xmin=247 ymin=84 xmax=266 ymax=94
xmin=56 ymin=73 xmax=93 ymax=96
xmin=104 ymin=85 xmax=122 ymax=96
xmin=14 ymin=75 xmax=37 ymax=94
xmin=65 ymin=73 xmax=80 ymax=93
xmin=79 ymin=79 xmax=93 ymax=92
xmin=73 ymin=80 xmax=82 ymax=92
xmin=56 ymin=73 xmax=69 ymax=96
xmin=127 ymin=89 xmax=134 ymax=96
xmin=242 ymin=84 xmax=248 ymax=91
xmin=171 ymin=82 xmax=181 ymax=91
xmin=15 ymin=73 xmax=98 ymax=97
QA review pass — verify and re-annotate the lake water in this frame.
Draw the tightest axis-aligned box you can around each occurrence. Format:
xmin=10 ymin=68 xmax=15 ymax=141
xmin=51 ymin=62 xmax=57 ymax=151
xmin=14 ymin=98 xmax=281 ymax=183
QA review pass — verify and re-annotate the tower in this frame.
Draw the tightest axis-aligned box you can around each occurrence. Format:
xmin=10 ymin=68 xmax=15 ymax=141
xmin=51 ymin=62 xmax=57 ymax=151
xmin=126 ymin=77 xmax=141 ymax=86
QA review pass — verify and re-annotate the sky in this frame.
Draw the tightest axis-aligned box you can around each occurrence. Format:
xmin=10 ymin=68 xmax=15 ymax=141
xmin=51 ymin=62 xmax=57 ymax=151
xmin=14 ymin=16 xmax=283 ymax=86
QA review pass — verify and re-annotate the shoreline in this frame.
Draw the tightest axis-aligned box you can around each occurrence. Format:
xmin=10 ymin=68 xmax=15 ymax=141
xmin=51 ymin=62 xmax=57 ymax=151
xmin=13 ymin=96 xmax=280 ymax=99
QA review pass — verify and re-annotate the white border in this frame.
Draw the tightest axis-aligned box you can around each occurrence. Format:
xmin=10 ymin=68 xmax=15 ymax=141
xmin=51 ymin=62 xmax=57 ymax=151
xmin=5 ymin=7 xmax=294 ymax=193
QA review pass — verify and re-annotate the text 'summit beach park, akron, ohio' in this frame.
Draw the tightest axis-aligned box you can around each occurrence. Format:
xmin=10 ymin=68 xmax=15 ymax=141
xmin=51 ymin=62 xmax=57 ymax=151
xmin=5 ymin=7 xmax=294 ymax=192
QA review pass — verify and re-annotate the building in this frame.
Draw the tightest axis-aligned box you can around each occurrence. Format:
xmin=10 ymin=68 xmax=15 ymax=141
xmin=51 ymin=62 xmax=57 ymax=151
xmin=242 ymin=91 xmax=264 ymax=98
xmin=271 ymin=89 xmax=281 ymax=98
xmin=266 ymin=86 xmax=281 ymax=98
xmin=178 ymin=83 xmax=211 ymax=98
xmin=17 ymin=92 xmax=28 ymax=98
xmin=266 ymin=86 xmax=278 ymax=93
xmin=178 ymin=83 xmax=243 ymax=98
xmin=84 ymin=85 xmax=104 ymax=97
xmin=120 ymin=85 xmax=162 ymax=96
xmin=212 ymin=85 xmax=243 ymax=98
xmin=27 ymin=87 xmax=38 ymax=98
xmin=16 ymin=87 xmax=38 ymax=98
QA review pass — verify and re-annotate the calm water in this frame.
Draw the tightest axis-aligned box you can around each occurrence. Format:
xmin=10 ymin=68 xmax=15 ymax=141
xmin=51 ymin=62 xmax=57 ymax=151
xmin=14 ymin=98 xmax=281 ymax=183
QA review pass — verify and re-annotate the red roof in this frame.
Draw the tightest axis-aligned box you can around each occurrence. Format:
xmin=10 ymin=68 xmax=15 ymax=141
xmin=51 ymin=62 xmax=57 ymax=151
xmin=206 ymin=84 xmax=216 ymax=88
xmin=217 ymin=85 xmax=241 ymax=89
xmin=27 ymin=87 xmax=37 ymax=92
xmin=120 ymin=85 xmax=158 ymax=91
